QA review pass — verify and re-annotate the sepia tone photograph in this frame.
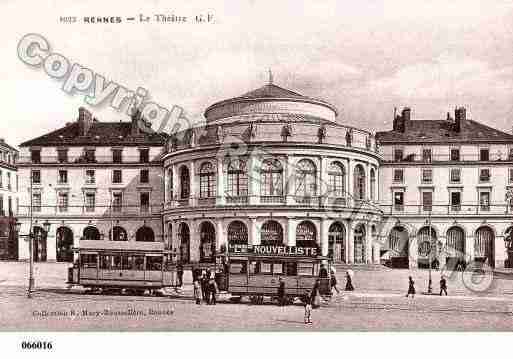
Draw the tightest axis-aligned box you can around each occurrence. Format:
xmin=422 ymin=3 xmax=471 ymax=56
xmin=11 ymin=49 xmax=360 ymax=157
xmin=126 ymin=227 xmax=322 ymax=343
xmin=1 ymin=1 xmax=513 ymax=347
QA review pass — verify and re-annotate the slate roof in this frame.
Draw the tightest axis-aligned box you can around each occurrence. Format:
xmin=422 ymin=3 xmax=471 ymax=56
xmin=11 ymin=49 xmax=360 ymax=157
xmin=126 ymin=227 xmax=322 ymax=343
xmin=20 ymin=121 xmax=168 ymax=147
xmin=375 ymin=119 xmax=513 ymax=144
xmin=0 ymin=140 xmax=18 ymax=153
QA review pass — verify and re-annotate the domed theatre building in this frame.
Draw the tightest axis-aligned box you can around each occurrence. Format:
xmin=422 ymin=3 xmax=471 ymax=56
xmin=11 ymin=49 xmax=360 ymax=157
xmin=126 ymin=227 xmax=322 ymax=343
xmin=162 ymin=79 xmax=383 ymax=265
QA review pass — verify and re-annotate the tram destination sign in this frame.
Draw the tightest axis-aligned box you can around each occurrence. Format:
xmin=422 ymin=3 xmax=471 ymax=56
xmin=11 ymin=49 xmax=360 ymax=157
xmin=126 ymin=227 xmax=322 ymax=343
xmin=228 ymin=244 xmax=318 ymax=257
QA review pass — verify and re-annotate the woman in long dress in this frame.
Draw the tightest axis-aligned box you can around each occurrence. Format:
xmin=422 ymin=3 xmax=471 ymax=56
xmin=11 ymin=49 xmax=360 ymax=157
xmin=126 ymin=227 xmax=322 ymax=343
xmin=406 ymin=276 xmax=415 ymax=298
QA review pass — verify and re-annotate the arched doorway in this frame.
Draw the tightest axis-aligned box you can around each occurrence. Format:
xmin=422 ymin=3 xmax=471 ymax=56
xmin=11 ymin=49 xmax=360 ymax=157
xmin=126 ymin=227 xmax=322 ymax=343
xmin=446 ymin=226 xmax=465 ymax=270
xmin=178 ymin=223 xmax=190 ymax=264
xmin=83 ymin=226 xmax=100 ymax=241
xmin=328 ymin=222 xmax=345 ymax=263
xmin=199 ymin=222 xmax=216 ymax=263
xmin=354 ymin=224 xmax=366 ymax=264
xmin=417 ymin=226 xmax=437 ymax=269
xmin=136 ymin=226 xmax=155 ymax=242
xmin=227 ymin=221 xmax=248 ymax=245
xmin=388 ymin=226 xmax=409 ymax=268
xmin=56 ymin=227 xmax=73 ymax=262
xmin=32 ymin=226 xmax=47 ymax=262
xmin=505 ymin=227 xmax=513 ymax=268
xmin=296 ymin=220 xmax=318 ymax=248
xmin=475 ymin=226 xmax=495 ymax=268
xmin=109 ymin=226 xmax=128 ymax=241
xmin=260 ymin=220 xmax=284 ymax=246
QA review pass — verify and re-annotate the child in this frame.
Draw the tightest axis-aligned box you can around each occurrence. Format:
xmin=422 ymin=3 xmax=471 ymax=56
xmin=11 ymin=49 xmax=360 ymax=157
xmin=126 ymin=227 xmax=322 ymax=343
xmin=303 ymin=289 xmax=313 ymax=324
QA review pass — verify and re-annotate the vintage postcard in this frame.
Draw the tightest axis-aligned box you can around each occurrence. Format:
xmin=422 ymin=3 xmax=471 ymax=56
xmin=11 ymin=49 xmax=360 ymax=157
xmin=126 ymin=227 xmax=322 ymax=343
xmin=1 ymin=0 xmax=513 ymax=351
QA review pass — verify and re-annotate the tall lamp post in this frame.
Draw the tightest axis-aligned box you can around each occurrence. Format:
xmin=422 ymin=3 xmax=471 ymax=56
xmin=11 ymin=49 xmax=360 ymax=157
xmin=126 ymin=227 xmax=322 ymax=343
xmin=14 ymin=218 xmax=51 ymax=298
xmin=427 ymin=210 xmax=433 ymax=294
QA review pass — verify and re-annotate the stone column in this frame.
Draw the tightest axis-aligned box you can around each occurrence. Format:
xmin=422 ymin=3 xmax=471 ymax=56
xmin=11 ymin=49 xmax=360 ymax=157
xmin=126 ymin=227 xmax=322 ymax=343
xmin=250 ymin=218 xmax=259 ymax=245
xmin=189 ymin=161 xmax=197 ymax=207
xmin=216 ymin=158 xmax=225 ymax=206
xmin=347 ymin=158 xmax=353 ymax=207
xmin=216 ymin=219 xmax=225 ymax=251
xmin=249 ymin=156 xmax=259 ymax=205
xmin=409 ymin=234 xmax=418 ymax=269
xmin=365 ymin=163 xmax=371 ymax=202
xmin=365 ymin=223 xmax=372 ymax=264
xmin=439 ymin=235 xmax=447 ymax=270
xmin=189 ymin=219 xmax=199 ymax=263
xmin=466 ymin=234 xmax=474 ymax=265
xmin=347 ymin=221 xmax=354 ymax=264
xmin=287 ymin=219 xmax=296 ymax=246
xmin=373 ymin=241 xmax=381 ymax=264
xmin=318 ymin=156 xmax=326 ymax=199
xmin=285 ymin=156 xmax=294 ymax=205
xmin=320 ymin=218 xmax=329 ymax=256
xmin=495 ymin=236 xmax=506 ymax=269
xmin=46 ymin=230 xmax=56 ymax=262
xmin=18 ymin=220 xmax=31 ymax=260
xmin=171 ymin=164 xmax=178 ymax=205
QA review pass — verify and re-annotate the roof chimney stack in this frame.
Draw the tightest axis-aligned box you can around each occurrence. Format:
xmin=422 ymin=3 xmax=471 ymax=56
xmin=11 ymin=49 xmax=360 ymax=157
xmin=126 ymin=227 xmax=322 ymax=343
xmin=454 ymin=106 xmax=466 ymax=133
xmin=393 ymin=107 xmax=410 ymax=133
xmin=77 ymin=107 xmax=93 ymax=136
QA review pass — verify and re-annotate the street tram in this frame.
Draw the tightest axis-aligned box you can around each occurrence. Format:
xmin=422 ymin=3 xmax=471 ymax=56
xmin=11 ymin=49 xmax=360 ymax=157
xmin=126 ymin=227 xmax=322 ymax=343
xmin=214 ymin=243 xmax=333 ymax=304
xmin=67 ymin=240 xmax=175 ymax=294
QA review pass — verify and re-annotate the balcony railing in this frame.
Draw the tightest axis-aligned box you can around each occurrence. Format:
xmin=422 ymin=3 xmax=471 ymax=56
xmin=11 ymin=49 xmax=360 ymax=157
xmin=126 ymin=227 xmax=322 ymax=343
xmin=18 ymin=155 xmax=160 ymax=165
xmin=17 ymin=204 xmax=165 ymax=217
xmin=383 ymin=153 xmax=513 ymax=163
xmin=383 ymin=203 xmax=512 ymax=215
xmin=260 ymin=195 xmax=285 ymax=204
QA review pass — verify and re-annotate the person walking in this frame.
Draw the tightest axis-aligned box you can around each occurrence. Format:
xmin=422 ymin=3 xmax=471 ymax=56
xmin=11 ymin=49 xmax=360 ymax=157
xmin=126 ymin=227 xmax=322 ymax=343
xmin=439 ymin=275 xmax=448 ymax=296
xmin=345 ymin=271 xmax=354 ymax=291
xmin=176 ymin=262 xmax=184 ymax=288
xmin=330 ymin=268 xmax=340 ymax=294
xmin=278 ymin=277 xmax=286 ymax=306
xmin=303 ymin=289 xmax=313 ymax=324
xmin=208 ymin=276 xmax=218 ymax=305
xmin=311 ymin=279 xmax=321 ymax=309
xmin=193 ymin=279 xmax=202 ymax=305
xmin=201 ymin=273 xmax=210 ymax=304
xmin=406 ymin=276 xmax=415 ymax=298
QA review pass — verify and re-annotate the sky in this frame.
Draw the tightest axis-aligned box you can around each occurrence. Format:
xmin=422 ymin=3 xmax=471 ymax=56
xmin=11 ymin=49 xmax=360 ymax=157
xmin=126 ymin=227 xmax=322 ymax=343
xmin=2 ymin=0 xmax=513 ymax=147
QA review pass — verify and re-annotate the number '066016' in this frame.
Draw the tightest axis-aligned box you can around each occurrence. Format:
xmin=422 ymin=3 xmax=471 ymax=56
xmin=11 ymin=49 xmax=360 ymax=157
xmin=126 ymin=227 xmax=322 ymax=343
xmin=21 ymin=341 xmax=53 ymax=350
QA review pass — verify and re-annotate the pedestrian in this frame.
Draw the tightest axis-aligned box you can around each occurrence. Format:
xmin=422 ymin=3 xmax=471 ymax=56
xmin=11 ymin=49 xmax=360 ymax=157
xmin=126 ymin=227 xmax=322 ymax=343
xmin=311 ymin=279 xmax=321 ymax=309
xmin=278 ymin=277 xmax=286 ymax=306
xmin=319 ymin=264 xmax=328 ymax=278
xmin=208 ymin=276 xmax=218 ymax=305
xmin=406 ymin=276 xmax=415 ymax=298
xmin=345 ymin=271 xmax=354 ymax=291
xmin=303 ymin=289 xmax=313 ymax=324
xmin=201 ymin=273 xmax=210 ymax=304
xmin=193 ymin=279 xmax=202 ymax=305
xmin=330 ymin=268 xmax=340 ymax=294
xmin=176 ymin=262 xmax=184 ymax=288
xmin=439 ymin=275 xmax=448 ymax=296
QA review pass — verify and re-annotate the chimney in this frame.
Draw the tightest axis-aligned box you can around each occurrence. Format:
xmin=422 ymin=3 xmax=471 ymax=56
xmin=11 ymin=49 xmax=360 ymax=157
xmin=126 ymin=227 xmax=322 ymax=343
xmin=393 ymin=107 xmax=410 ymax=132
xmin=454 ymin=106 xmax=466 ymax=133
xmin=77 ymin=107 xmax=93 ymax=136
xmin=401 ymin=107 xmax=411 ymax=122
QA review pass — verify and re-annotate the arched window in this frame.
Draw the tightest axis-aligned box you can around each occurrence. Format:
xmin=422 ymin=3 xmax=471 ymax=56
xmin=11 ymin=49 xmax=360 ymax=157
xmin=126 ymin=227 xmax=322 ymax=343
xmin=227 ymin=221 xmax=248 ymax=245
xmin=260 ymin=159 xmax=283 ymax=201
xmin=389 ymin=226 xmax=408 ymax=257
xmin=110 ymin=226 xmax=128 ymax=241
xmin=83 ymin=226 xmax=100 ymax=241
xmin=296 ymin=220 xmax=318 ymax=248
xmin=180 ymin=166 xmax=190 ymax=199
xmin=200 ymin=222 xmax=216 ymax=262
xmin=260 ymin=220 xmax=284 ymax=246
xmin=446 ymin=227 xmax=465 ymax=257
xmin=227 ymin=159 xmax=248 ymax=199
xmin=328 ymin=161 xmax=345 ymax=197
xmin=354 ymin=224 xmax=366 ymax=264
xmin=199 ymin=162 xmax=216 ymax=198
xmin=167 ymin=168 xmax=173 ymax=200
xmin=295 ymin=159 xmax=317 ymax=198
xmin=328 ymin=222 xmax=345 ymax=263
xmin=136 ymin=226 xmax=155 ymax=242
xmin=417 ymin=226 xmax=437 ymax=268
xmin=354 ymin=164 xmax=366 ymax=201
xmin=370 ymin=168 xmax=376 ymax=201
xmin=475 ymin=226 xmax=494 ymax=267
xmin=178 ymin=223 xmax=190 ymax=263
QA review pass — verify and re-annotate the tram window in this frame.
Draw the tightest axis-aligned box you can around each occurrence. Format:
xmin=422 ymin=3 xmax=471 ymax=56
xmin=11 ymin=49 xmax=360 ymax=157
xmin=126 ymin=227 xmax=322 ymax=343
xmin=230 ymin=260 xmax=247 ymax=274
xmin=273 ymin=262 xmax=284 ymax=275
xmin=261 ymin=262 xmax=272 ymax=274
xmin=112 ymin=255 xmax=123 ymax=270
xmin=249 ymin=261 xmax=260 ymax=274
xmin=285 ymin=262 xmax=297 ymax=276
xmin=80 ymin=254 xmax=97 ymax=269
xmin=100 ymin=255 xmax=112 ymax=270
xmin=146 ymin=256 xmax=163 ymax=271
xmin=298 ymin=262 xmax=314 ymax=276
xmin=133 ymin=256 xmax=144 ymax=270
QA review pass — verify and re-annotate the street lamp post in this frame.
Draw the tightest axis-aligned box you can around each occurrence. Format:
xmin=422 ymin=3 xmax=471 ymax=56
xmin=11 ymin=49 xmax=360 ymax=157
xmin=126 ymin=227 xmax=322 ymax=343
xmin=427 ymin=211 xmax=433 ymax=294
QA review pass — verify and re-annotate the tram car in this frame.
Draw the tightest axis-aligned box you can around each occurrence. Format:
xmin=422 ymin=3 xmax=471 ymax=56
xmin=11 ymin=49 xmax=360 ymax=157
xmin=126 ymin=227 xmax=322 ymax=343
xmin=215 ymin=244 xmax=333 ymax=304
xmin=67 ymin=240 xmax=175 ymax=294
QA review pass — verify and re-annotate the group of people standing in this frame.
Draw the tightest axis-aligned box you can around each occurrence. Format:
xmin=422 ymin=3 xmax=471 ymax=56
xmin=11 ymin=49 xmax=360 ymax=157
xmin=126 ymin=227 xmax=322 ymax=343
xmin=192 ymin=268 xmax=219 ymax=305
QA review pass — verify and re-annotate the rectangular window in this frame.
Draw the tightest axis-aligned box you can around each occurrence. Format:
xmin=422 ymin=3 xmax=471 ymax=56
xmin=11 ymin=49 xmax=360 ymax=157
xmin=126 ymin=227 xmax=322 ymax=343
xmin=85 ymin=169 xmax=95 ymax=184
xmin=84 ymin=149 xmax=96 ymax=163
xmin=140 ymin=192 xmax=149 ymax=212
xmin=509 ymin=148 xmax=513 ymax=161
xmin=32 ymin=193 xmax=41 ymax=212
xmin=31 ymin=170 xmax=41 ymax=184
xmin=112 ymin=192 xmax=122 ymax=212
xmin=31 ymin=149 xmax=41 ymax=163
xmin=112 ymin=149 xmax=123 ymax=164
xmin=6 ymin=173 xmax=10 ymax=190
xmin=394 ymin=148 xmax=404 ymax=161
xmin=422 ymin=191 xmax=433 ymax=212
xmin=422 ymin=148 xmax=432 ymax=162
xmin=8 ymin=197 xmax=12 ymax=216
xmin=480 ymin=148 xmax=490 ymax=161
xmin=450 ymin=168 xmax=461 ymax=183
xmin=510 ymin=169 xmax=513 ymax=183
xmin=140 ymin=169 xmax=149 ymax=184
xmin=85 ymin=193 xmax=95 ymax=212
xmin=393 ymin=192 xmax=404 ymax=211
xmin=112 ymin=170 xmax=122 ymax=184
xmin=0 ymin=170 xmax=2 ymax=188
xmin=479 ymin=192 xmax=490 ymax=211
xmin=139 ymin=149 xmax=149 ymax=163
xmin=451 ymin=192 xmax=461 ymax=211
xmin=421 ymin=169 xmax=432 ymax=183
xmin=57 ymin=149 xmax=68 ymax=163
xmin=450 ymin=148 xmax=460 ymax=161
xmin=479 ymin=168 xmax=491 ymax=182
xmin=58 ymin=170 xmax=68 ymax=184
xmin=58 ymin=192 xmax=69 ymax=212
xmin=0 ymin=195 xmax=3 ymax=216
xmin=393 ymin=169 xmax=404 ymax=183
